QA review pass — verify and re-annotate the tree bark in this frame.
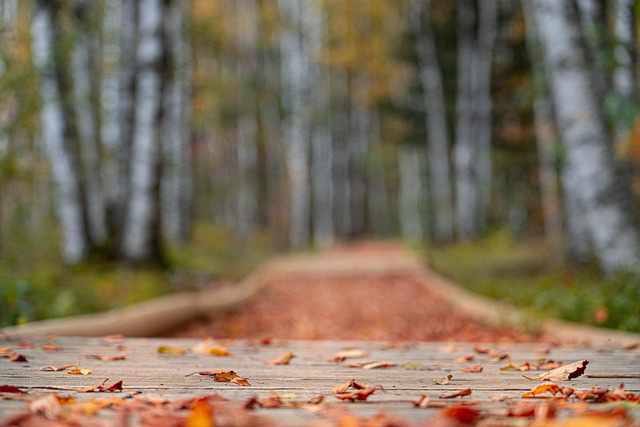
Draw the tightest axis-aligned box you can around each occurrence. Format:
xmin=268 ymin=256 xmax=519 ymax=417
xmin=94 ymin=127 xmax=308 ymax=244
xmin=71 ymin=0 xmax=108 ymax=246
xmin=279 ymin=0 xmax=311 ymax=249
xmin=453 ymin=0 xmax=496 ymax=241
xmin=161 ymin=0 xmax=192 ymax=243
xmin=398 ymin=145 xmax=424 ymax=241
xmin=411 ymin=0 xmax=454 ymax=244
xmin=531 ymin=0 xmax=640 ymax=274
xmin=120 ymin=0 xmax=164 ymax=263
xmin=31 ymin=0 xmax=89 ymax=264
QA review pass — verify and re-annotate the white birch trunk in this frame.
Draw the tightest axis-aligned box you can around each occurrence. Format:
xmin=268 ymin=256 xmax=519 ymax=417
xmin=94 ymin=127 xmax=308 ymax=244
xmin=31 ymin=0 xmax=89 ymax=263
xmin=575 ymin=0 xmax=609 ymax=98
xmin=453 ymin=0 xmax=478 ymax=241
xmin=120 ymin=0 xmax=164 ymax=262
xmin=532 ymin=0 xmax=640 ymax=274
xmin=100 ymin=0 xmax=122 ymax=216
xmin=411 ymin=0 xmax=454 ymax=244
xmin=71 ymin=0 xmax=107 ymax=246
xmin=398 ymin=145 xmax=424 ymax=241
xmin=161 ymin=0 xmax=192 ymax=242
xmin=279 ymin=0 xmax=311 ymax=249
xmin=521 ymin=0 xmax=564 ymax=257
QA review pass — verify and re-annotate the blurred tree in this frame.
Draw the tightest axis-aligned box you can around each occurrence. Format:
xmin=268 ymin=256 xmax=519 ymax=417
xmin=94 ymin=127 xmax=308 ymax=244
xmin=531 ymin=0 xmax=640 ymax=274
xmin=410 ymin=0 xmax=454 ymax=244
xmin=453 ymin=0 xmax=497 ymax=241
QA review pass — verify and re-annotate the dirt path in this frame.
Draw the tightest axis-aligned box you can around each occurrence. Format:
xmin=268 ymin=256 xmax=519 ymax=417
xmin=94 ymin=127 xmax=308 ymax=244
xmin=169 ymin=241 xmax=544 ymax=342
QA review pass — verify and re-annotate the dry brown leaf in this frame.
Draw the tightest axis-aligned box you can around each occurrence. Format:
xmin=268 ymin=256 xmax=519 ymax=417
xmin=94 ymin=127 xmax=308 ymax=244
xmin=523 ymin=360 xmax=588 ymax=381
xmin=187 ymin=369 xmax=251 ymax=386
xmin=454 ymin=355 xmax=474 ymax=363
xmin=266 ymin=351 xmax=295 ymax=365
xmin=334 ymin=385 xmax=381 ymax=401
xmin=191 ymin=338 xmax=230 ymax=356
xmin=7 ymin=353 xmax=28 ymax=363
xmin=432 ymin=374 xmax=453 ymax=385
xmin=326 ymin=348 xmax=369 ymax=362
xmin=79 ymin=379 xmax=123 ymax=393
xmin=462 ymin=364 xmax=483 ymax=373
xmin=41 ymin=344 xmax=62 ymax=351
xmin=441 ymin=405 xmax=482 ymax=424
xmin=439 ymin=388 xmax=472 ymax=399
xmin=40 ymin=364 xmax=73 ymax=372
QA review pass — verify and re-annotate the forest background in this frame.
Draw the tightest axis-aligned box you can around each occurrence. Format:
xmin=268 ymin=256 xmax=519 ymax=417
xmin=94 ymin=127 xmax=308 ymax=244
xmin=1 ymin=0 xmax=640 ymax=333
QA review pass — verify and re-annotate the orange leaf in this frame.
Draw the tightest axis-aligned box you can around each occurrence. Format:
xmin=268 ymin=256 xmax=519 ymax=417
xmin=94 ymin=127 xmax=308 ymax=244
xmin=442 ymin=405 xmax=481 ymax=423
xmin=191 ymin=338 xmax=230 ymax=356
xmin=267 ymin=351 xmax=295 ymax=365
xmin=522 ymin=383 xmax=562 ymax=398
xmin=186 ymin=399 xmax=214 ymax=427
xmin=68 ymin=362 xmax=92 ymax=375
xmin=462 ymin=365 xmax=483 ymax=373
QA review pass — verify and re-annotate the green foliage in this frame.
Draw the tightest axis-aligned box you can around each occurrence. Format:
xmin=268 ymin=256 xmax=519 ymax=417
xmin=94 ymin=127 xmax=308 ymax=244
xmin=0 ymin=222 xmax=271 ymax=328
xmin=427 ymin=230 xmax=640 ymax=333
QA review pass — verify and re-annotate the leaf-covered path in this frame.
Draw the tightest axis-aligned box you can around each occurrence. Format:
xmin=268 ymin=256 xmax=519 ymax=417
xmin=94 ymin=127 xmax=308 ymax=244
xmin=1 ymin=336 xmax=640 ymax=426
xmin=170 ymin=241 xmax=544 ymax=342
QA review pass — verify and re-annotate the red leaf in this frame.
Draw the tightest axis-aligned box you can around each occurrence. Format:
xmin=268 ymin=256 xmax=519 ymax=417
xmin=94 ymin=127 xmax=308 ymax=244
xmin=442 ymin=405 xmax=481 ymax=423
xmin=0 ymin=385 xmax=26 ymax=393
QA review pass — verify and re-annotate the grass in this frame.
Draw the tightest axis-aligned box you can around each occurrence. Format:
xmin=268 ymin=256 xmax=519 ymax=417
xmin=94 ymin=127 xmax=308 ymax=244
xmin=425 ymin=230 xmax=640 ymax=333
xmin=0 ymin=222 xmax=271 ymax=328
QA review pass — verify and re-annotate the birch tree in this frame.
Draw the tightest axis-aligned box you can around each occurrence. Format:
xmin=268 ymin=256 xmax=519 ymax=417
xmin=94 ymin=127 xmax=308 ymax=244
xmin=453 ymin=0 xmax=497 ymax=241
xmin=279 ymin=0 xmax=312 ymax=249
xmin=31 ymin=0 xmax=89 ymax=264
xmin=120 ymin=0 xmax=164 ymax=263
xmin=531 ymin=0 xmax=640 ymax=274
xmin=410 ymin=0 xmax=454 ymax=244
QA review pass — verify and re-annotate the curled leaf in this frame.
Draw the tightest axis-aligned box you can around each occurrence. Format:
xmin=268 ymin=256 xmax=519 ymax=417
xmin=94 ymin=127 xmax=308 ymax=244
xmin=523 ymin=360 xmax=588 ymax=381
xmin=462 ymin=365 xmax=483 ymax=373
xmin=432 ymin=374 xmax=453 ymax=385
xmin=327 ymin=348 xmax=369 ymax=362
xmin=40 ymin=365 xmax=73 ymax=372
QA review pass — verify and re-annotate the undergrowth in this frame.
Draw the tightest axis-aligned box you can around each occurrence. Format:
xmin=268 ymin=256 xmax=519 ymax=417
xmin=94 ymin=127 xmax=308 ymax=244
xmin=426 ymin=230 xmax=640 ymax=333
xmin=0 ymin=222 xmax=271 ymax=328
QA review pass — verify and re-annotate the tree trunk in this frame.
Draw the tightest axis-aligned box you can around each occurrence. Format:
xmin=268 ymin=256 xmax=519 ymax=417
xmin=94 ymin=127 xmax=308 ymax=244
xmin=398 ymin=145 xmax=424 ymax=242
xmin=531 ymin=0 xmax=640 ymax=274
xmin=31 ymin=0 xmax=89 ymax=264
xmin=331 ymin=68 xmax=352 ymax=239
xmin=71 ymin=0 xmax=108 ymax=246
xmin=453 ymin=0 xmax=496 ymax=241
xmin=279 ymin=0 xmax=311 ymax=249
xmin=411 ymin=0 xmax=454 ymax=244
xmin=612 ymin=0 xmax=636 ymax=150
xmin=120 ymin=0 xmax=164 ymax=263
xmin=367 ymin=109 xmax=390 ymax=236
xmin=161 ymin=0 xmax=192 ymax=243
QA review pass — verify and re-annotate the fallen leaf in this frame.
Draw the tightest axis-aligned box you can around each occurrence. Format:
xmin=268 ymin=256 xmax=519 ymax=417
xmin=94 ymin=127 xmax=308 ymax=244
xmin=28 ymin=394 xmax=62 ymax=418
xmin=40 ymin=364 xmax=73 ymax=372
xmin=326 ymin=348 xmax=369 ymax=362
xmin=157 ymin=345 xmax=187 ymax=355
xmin=42 ymin=344 xmax=62 ymax=351
xmin=186 ymin=398 xmax=214 ymax=427
xmin=245 ymin=396 xmax=282 ymax=409
xmin=462 ymin=364 xmax=483 ymax=373
xmin=266 ymin=351 xmax=295 ymax=365
xmin=79 ymin=379 xmax=123 ymax=393
xmin=439 ymin=388 xmax=472 ymax=399
xmin=0 ymin=385 xmax=26 ymax=393
xmin=68 ymin=362 xmax=93 ymax=375
xmin=401 ymin=361 xmax=430 ymax=370
xmin=441 ymin=405 xmax=481 ymax=423
xmin=523 ymin=360 xmax=588 ymax=381
xmin=8 ymin=353 xmax=28 ymax=363
xmin=432 ymin=374 xmax=453 ymax=385
xmin=191 ymin=338 xmax=230 ymax=357
xmin=537 ymin=360 xmax=563 ymax=370
xmin=0 ymin=348 xmax=17 ymax=358
xmin=522 ymin=383 xmax=563 ymax=398
xmin=187 ymin=370 xmax=251 ymax=386
xmin=85 ymin=354 xmax=127 ymax=361
xmin=454 ymin=355 xmax=474 ymax=363
xmin=334 ymin=384 xmax=381 ymax=401
xmin=17 ymin=340 xmax=35 ymax=349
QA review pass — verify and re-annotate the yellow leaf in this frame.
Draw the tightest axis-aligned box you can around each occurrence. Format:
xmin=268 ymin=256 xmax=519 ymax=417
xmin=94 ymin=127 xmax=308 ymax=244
xmin=186 ymin=399 xmax=214 ymax=427
xmin=68 ymin=362 xmax=92 ymax=375
xmin=157 ymin=345 xmax=187 ymax=355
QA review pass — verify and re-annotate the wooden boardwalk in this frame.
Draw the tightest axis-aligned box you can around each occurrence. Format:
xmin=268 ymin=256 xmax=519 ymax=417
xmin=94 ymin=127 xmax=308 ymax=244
xmin=1 ymin=335 xmax=639 ymax=425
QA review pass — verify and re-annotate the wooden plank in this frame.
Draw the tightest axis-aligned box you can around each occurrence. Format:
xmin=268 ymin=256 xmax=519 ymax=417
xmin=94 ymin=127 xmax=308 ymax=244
xmin=1 ymin=336 xmax=639 ymax=425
